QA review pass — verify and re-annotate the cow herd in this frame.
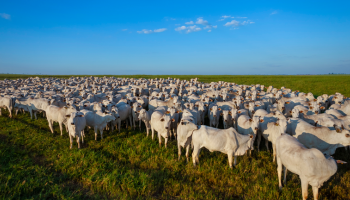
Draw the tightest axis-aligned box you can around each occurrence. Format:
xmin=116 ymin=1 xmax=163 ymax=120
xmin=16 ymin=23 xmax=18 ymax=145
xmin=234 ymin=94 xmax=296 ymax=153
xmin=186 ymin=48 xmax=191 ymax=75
xmin=1 ymin=76 xmax=350 ymax=200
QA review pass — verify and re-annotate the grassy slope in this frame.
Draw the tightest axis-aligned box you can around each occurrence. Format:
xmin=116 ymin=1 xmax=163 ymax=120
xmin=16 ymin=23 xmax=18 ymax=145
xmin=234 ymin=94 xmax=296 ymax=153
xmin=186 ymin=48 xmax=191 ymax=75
xmin=1 ymin=75 xmax=350 ymax=199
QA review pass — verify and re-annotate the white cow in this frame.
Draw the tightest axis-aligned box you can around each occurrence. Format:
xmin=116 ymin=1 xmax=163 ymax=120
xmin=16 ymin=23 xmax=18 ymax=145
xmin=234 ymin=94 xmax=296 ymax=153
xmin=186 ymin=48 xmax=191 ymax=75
xmin=209 ymin=105 xmax=220 ymax=128
xmin=138 ymin=109 xmax=151 ymax=136
xmin=67 ymin=112 xmax=86 ymax=149
xmin=46 ymin=105 xmax=77 ymax=135
xmin=150 ymin=106 xmax=174 ymax=148
xmin=176 ymin=116 xmax=198 ymax=161
xmin=80 ymin=110 xmax=115 ymax=140
xmin=258 ymin=118 xmax=288 ymax=162
xmin=276 ymin=134 xmax=346 ymax=200
xmin=0 ymin=96 xmax=15 ymax=118
xmin=287 ymin=118 xmax=350 ymax=155
xmin=191 ymin=126 xmax=254 ymax=168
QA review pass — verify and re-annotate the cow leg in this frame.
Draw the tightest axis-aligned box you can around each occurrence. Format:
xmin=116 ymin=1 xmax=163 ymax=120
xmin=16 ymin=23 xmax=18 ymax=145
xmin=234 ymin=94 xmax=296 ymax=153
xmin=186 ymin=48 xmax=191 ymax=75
xmin=133 ymin=118 xmax=136 ymax=130
xmin=100 ymin=128 xmax=103 ymax=140
xmin=185 ymin=145 xmax=190 ymax=163
xmin=129 ymin=116 xmax=133 ymax=129
xmin=228 ymin=152 xmax=233 ymax=169
xmin=164 ymin=137 xmax=168 ymax=148
xmin=118 ymin=120 xmax=121 ymax=133
xmin=48 ymin=119 xmax=54 ymax=134
xmin=0 ymin=108 xmax=2 ymax=116
xmin=65 ymin=123 xmax=69 ymax=133
xmin=94 ymin=127 xmax=98 ymax=141
xmin=34 ymin=111 xmax=37 ymax=120
xmin=265 ymin=138 xmax=269 ymax=151
xmin=151 ymin=127 xmax=155 ymax=140
xmin=146 ymin=123 xmax=149 ymax=137
xmin=111 ymin=122 xmax=114 ymax=132
xmin=300 ymin=177 xmax=309 ymax=200
xmin=234 ymin=156 xmax=237 ymax=166
xmin=283 ymin=167 xmax=288 ymax=186
xmin=77 ymin=135 xmax=81 ymax=149
xmin=69 ymin=135 xmax=73 ymax=149
xmin=256 ymin=132 xmax=261 ymax=152
xmin=192 ymin=146 xmax=201 ymax=166
xmin=178 ymin=144 xmax=182 ymax=161
xmin=81 ymin=130 xmax=85 ymax=144
xmin=277 ymin=155 xmax=283 ymax=190
xmin=59 ymin=122 xmax=63 ymax=136
xmin=312 ymin=186 xmax=319 ymax=200
xmin=272 ymin=144 xmax=276 ymax=163
xmin=174 ymin=127 xmax=177 ymax=140
xmin=139 ymin=120 xmax=142 ymax=131
xmin=15 ymin=108 xmax=19 ymax=115
xmin=7 ymin=106 xmax=12 ymax=118
xmin=192 ymin=147 xmax=198 ymax=167
xmin=158 ymin=133 xmax=162 ymax=147
xmin=29 ymin=108 xmax=33 ymax=119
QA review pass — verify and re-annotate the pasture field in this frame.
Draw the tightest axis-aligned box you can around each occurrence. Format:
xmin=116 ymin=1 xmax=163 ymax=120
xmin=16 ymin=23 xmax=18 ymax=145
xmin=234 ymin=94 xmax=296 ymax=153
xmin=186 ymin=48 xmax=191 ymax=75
xmin=1 ymin=75 xmax=350 ymax=199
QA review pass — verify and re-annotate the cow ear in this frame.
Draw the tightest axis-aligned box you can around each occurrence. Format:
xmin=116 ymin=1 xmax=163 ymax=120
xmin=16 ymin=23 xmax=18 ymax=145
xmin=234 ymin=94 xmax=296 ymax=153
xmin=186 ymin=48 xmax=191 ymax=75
xmin=238 ymin=111 xmax=241 ymax=114
xmin=218 ymin=108 xmax=221 ymax=111
xmin=310 ymin=106 xmax=313 ymax=109
xmin=210 ymin=108 xmax=212 ymax=111
xmin=289 ymin=110 xmax=292 ymax=113
xmin=249 ymin=135 xmax=253 ymax=138
xmin=320 ymin=106 xmax=325 ymax=109
xmin=299 ymin=110 xmax=303 ymax=113
xmin=286 ymin=101 xmax=290 ymax=104
xmin=172 ymin=118 xmax=175 ymax=122
xmin=249 ymin=118 xmax=252 ymax=122
xmin=260 ymin=119 xmax=264 ymax=123
xmin=79 ymin=115 xmax=84 ymax=117
xmin=275 ymin=123 xmax=279 ymax=126
xmin=220 ymin=113 xmax=223 ymax=116
xmin=65 ymin=115 xmax=70 ymax=117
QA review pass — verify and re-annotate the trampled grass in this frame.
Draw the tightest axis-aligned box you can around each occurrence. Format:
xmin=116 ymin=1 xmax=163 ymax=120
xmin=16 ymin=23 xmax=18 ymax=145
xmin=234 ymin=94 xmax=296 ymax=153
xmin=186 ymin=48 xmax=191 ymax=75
xmin=1 ymin=75 xmax=350 ymax=199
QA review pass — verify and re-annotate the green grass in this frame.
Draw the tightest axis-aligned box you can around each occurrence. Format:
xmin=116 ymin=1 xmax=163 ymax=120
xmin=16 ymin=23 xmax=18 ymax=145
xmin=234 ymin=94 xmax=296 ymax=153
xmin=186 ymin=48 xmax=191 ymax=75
xmin=1 ymin=75 xmax=350 ymax=199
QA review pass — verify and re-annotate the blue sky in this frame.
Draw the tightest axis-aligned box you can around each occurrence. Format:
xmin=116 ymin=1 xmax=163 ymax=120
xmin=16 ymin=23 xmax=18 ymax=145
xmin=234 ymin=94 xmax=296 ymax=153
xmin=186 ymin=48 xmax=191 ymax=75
xmin=0 ymin=0 xmax=349 ymax=75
